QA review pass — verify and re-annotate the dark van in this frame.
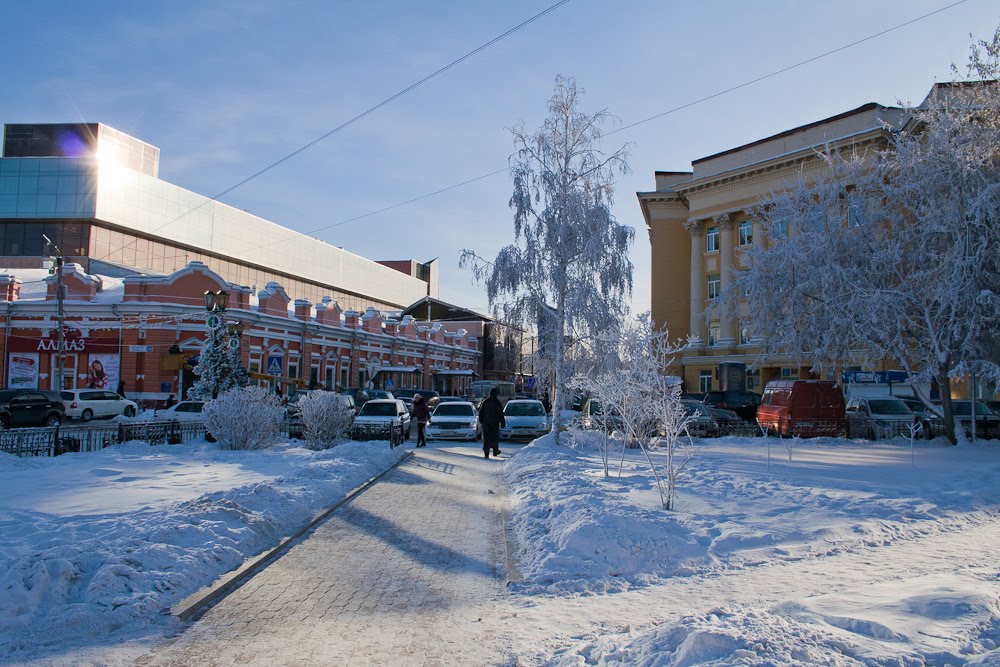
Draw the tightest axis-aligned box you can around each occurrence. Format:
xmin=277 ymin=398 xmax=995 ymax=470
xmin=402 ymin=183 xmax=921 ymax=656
xmin=756 ymin=380 xmax=845 ymax=437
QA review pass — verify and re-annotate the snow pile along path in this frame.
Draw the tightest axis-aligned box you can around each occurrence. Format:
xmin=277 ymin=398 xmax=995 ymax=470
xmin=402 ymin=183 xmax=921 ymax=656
xmin=0 ymin=439 xmax=405 ymax=661
xmin=503 ymin=431 xmax=1000 ymax=665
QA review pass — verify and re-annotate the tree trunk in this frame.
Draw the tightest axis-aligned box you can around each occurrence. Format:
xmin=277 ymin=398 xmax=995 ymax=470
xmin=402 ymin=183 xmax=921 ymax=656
xmin=938 ymin=371 xmax=957 ymax=445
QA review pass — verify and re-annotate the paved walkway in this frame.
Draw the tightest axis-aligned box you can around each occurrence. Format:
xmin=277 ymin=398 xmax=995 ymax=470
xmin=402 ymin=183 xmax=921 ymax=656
xmin=139 ymin=444 xmax=512 ymax=667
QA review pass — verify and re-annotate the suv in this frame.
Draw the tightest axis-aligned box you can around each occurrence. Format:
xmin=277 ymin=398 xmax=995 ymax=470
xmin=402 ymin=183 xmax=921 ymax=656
xmin=0 ymin=389 xmax=65 ymax=428
xmin=351 ymin=399 xmax=412 ymax=440
xmin=60 ymin=389 xmax=138 ymax=421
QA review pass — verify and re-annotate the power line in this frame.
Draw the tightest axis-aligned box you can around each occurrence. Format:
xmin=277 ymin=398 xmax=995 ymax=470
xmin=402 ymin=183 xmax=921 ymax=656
xmin=88 ymin=0 xmax=573 ymax=264
xmin=285 ymin=0 xmax=970 ymax=243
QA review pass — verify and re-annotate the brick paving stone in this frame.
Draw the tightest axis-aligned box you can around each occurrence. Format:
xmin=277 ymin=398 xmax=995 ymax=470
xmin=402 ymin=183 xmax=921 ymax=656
xmin=141 ymin=445 xmax=512 ymax=666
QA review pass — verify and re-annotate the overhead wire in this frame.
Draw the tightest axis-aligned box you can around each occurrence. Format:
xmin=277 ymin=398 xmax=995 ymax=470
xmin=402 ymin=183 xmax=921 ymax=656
xmin=87 ymin=0 xmax=573 ymax=265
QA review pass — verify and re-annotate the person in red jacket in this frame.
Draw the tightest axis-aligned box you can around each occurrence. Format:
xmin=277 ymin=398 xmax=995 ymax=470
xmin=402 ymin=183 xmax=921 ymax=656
xmin=413 ymin=394 xmax=431 ymax=448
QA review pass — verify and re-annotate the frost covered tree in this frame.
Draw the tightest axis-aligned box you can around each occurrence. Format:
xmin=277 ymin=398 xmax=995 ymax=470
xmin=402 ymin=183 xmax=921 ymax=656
xmin=190 ymin=315 xmax=247 ymax=400
xmin=734 ymin=28 xmax=1000 ymax=444
xmin=461 ymin=76 xmax=634 ymax=441
xmin=298 ymin=391 xmax=355 ymax=450
xmin=573 ymin=315 xmax=694 ymax=509
xmin=202 ymin=386 xmax=284 ymax=450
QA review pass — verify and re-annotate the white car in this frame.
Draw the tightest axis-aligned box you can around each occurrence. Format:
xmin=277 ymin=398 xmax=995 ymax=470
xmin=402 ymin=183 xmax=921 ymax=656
xmin=427 ymin=401 xmax=480 ymax=441
xmin=500 ymin=399 xmax=549 ymax=441
xmin=159 ymin=400 xmax=207 ymax=422
xmin=351 ymin=399 xmax=411 ymax=440
xmin=60 ymin=389 xmax=138 ymax=421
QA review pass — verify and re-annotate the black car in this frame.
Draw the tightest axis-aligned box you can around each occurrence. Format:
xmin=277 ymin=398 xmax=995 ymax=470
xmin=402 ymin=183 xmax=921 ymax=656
xmin=701 ymin=390 xmax=762 ymax=423
xmin=0 ymin=389 xmax=65 ymax=428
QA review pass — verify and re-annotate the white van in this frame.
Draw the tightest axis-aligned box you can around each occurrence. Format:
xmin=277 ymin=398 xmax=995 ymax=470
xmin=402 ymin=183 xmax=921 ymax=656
xmin=468 ymin=380 xmax=515 ymax=408
xmin=61 ymin=389 xmax=138 ymax=421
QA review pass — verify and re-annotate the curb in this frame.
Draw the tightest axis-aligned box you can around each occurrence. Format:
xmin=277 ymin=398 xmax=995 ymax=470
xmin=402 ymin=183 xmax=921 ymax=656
xmin=171 ymin=449 xmax=415 ymax=622
xmin=498 ymin=471 xmax=524 ymax=586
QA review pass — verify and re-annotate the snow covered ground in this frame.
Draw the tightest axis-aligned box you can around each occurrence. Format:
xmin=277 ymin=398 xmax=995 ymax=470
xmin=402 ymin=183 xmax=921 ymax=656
xmin=2 ymin=427 xmax=998 ymax=666
xmin=504 ymin=431 xmax=1000 ymax=665
xmin=0 ymin=437 xmax=406 ymax=663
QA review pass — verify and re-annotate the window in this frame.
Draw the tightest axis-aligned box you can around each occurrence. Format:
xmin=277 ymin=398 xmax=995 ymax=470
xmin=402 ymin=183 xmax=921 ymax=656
xmin=699 ymin=371 xmax=713 ymax=393
xmin=775 ymin=219 xmax=789 ymax=238
xmin=746 ymin=368 xmax=760 ymax=390
xmin=705 ymin=227 xmax=719 ymax=252
xmin=848 ymin=194 xmax=867 ymax=227
xmin=708 ymin=323 xmax=720 ymax=347
xmin=707 ymin=274 xmax=721 ymax=300
xmin=738 ymin=220 xmax=753 ymax=246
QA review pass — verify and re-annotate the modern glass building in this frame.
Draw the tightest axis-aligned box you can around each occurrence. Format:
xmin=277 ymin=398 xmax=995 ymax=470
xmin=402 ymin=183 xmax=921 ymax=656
xmin=0 ymin=123 xmax=437 ymax=311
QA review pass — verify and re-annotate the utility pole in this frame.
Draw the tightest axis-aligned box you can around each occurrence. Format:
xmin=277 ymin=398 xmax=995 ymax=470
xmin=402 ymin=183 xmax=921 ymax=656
xmin=43 ymin=235 xmax=65 ymax=391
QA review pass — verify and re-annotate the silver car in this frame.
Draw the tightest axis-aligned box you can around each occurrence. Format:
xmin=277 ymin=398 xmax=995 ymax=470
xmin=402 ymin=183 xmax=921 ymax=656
xmin=500 ymin=399 xmax=549 ymax=441
xmin=426 ymin=401 xmax=480 ymax=441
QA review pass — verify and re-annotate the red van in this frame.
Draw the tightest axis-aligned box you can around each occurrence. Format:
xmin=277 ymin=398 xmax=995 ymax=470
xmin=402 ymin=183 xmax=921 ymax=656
xmin=756 ymin=380 xmax=846 ymax=437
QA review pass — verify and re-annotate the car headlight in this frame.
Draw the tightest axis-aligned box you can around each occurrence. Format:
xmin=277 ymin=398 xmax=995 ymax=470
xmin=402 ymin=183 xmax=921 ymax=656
xmin=469 ymin=420 xmax=477 ymax=428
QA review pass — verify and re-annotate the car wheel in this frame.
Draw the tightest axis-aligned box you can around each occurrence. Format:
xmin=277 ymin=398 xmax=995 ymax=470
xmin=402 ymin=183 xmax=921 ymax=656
xmin=123 ymin=406 xmax=136 ymax=417
xmin=0 ymin=416 xmax=7 ymax=429
xmin=81 ymin=409 xmax=93 ymax=422
xmin=867 ymin=427 xmax=876 ymax=441
xmin=45 ymin=414 xmax=62 ymax=427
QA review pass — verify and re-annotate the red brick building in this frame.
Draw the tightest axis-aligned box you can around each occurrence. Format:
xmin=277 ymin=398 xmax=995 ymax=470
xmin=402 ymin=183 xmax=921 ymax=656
xmin=0 ymin=262 xmax=481 ymax=404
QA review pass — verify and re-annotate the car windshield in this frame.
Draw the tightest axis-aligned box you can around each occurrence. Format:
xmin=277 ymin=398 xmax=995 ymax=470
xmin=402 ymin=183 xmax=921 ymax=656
xmin=868 ymin=399 xmax=911 ymax=415
xmin=434 ymin=404 xmax=474 ymax=417
xmin=681 ymin=400 xmax=709 ymax=417
xmin=359 ymin=402 xmax=396 ymax=417
xmin=952 ymin=401 xmax=993 ymax=416
xmin=505 ymin=402 xmax=544 ymax=416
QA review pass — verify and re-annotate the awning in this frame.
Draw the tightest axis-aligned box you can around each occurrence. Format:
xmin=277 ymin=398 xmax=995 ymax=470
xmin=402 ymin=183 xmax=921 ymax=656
xmin=433 ymin=369 xmax=478 ymax=376
xmin=374 ymin=366 xmax=422 ymax=374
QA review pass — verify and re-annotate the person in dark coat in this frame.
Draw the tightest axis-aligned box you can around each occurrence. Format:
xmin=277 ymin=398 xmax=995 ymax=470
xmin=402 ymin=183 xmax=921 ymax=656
xmin=413 ymin=394 xmax=431 ymax=448
xmin=478 ymin=387 xmax=506 ymax=459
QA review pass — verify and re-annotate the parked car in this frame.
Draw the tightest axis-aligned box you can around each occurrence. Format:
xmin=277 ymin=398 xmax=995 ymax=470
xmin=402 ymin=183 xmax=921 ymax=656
xmin=368 ymin=389 xmax=395 ymax=401
xmin=944 ymin=400 xmax=1000 ymax=439
xmin=756 ymin=380 xmax=846 ymax=437
xmin=341 ymin=388 xmax=371 ymax=410
xmin=0 ymin=389 xmax=65 ymax=428
xmin=707 ymin=406 xmax=742 ymax=432
xmin=680 ymin=399 xmax=719 ymax=437
xmin=398 ymin=397 xmax=414 ymax=414
xmin=159 ymin=400 xmax=207 ymax=422
xmin=426 ymin=401 xmax=480 ymax=441
xmin=60 ymin=389 xmax=138 ymax=421
xmin=351 ymin=399 xmax=411 ymax=440
xmin=845 ymin=396 xmax=917 ymax=439
xmin=701 ymin=390 xmax=762 ymax=423
xmin=580 ymin=398 xmax=624 ymax=432
xmin=436 ymin=395 xmax=466 ymax=404
xmin=500 ymin=399 xmax=550 ymax=441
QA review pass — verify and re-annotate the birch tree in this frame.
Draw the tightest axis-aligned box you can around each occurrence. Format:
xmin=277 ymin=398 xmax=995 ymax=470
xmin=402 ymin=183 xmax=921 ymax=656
xmin=461 ymin=76 xmax=634 ymax=442
xmin=734 ymin=28 xmax=1000 ymax=443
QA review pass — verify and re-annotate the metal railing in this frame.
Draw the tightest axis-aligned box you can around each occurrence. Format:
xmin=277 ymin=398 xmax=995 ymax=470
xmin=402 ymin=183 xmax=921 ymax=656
xmin=0 ymin=419 xmax=209 ymax=457
xmin=349 ymin=421 xmax=402 ymax=448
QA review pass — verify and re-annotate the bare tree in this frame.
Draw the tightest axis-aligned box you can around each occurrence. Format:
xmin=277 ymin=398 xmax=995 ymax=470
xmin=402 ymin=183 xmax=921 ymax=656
xmin=461 ymin=76 xmax=634 ymax=443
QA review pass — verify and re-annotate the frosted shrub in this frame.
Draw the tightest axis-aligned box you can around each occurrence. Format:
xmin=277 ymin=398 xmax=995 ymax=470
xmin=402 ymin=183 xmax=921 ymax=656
xmin=202 ymin=386 xmax=284 ymax=450
xmin=298 ymin=391 xmax=355 ymax=450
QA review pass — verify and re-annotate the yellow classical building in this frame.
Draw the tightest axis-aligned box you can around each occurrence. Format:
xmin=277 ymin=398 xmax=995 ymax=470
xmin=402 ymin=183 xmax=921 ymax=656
xmin=638 ymin=102 xmax=909 ymax=394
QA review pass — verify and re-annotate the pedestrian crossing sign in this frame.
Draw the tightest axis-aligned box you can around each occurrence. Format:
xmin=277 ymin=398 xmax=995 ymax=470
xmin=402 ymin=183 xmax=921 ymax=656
xmin=267 ymin=357 xmax=283 ymax=375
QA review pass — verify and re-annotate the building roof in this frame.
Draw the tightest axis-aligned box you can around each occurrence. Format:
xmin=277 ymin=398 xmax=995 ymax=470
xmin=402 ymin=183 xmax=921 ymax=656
xmin=400 ymin=296 xmax=491 ymax=323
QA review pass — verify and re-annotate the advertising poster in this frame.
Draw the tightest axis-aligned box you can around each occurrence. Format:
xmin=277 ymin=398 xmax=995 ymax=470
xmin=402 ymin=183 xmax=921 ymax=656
xmin=8 ymin=353 xmax=39 ymax=389
xmin=86 ymin=353 xmax=120 ymax=391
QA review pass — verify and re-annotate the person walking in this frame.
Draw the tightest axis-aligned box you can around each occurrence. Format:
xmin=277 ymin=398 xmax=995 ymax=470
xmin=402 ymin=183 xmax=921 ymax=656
xmin=413 ymin=394 xmax=431 ymax=448
xmin=478 ymin=387 xmax=505 ymax=459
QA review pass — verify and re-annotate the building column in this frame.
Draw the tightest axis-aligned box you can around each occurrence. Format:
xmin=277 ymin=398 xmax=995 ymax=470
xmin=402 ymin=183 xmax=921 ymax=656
xmin=716 ymin=213 xmax=737 ymax=347
xmin=684 ymin=220 xmax=706 ymax=347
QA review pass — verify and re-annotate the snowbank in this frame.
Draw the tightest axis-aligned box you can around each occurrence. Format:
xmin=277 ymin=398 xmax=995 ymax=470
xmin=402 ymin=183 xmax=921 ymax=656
xmin=504 ymin=431 xmax=1000 ymax=665
xmin=0 ymin=438 xmax=405 ymax=660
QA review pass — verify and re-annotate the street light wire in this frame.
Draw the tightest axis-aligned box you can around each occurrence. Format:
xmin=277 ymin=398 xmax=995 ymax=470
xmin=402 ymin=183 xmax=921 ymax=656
xmin=88 ymin=0 xmax=574 ymax=264
xmin=287 ymin=0 xmax=970 ymax=242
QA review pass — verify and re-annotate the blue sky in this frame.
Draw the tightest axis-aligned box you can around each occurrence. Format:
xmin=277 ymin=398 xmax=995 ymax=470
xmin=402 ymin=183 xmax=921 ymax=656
xmin=3 ymin=1 xmax=997 ymax=316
